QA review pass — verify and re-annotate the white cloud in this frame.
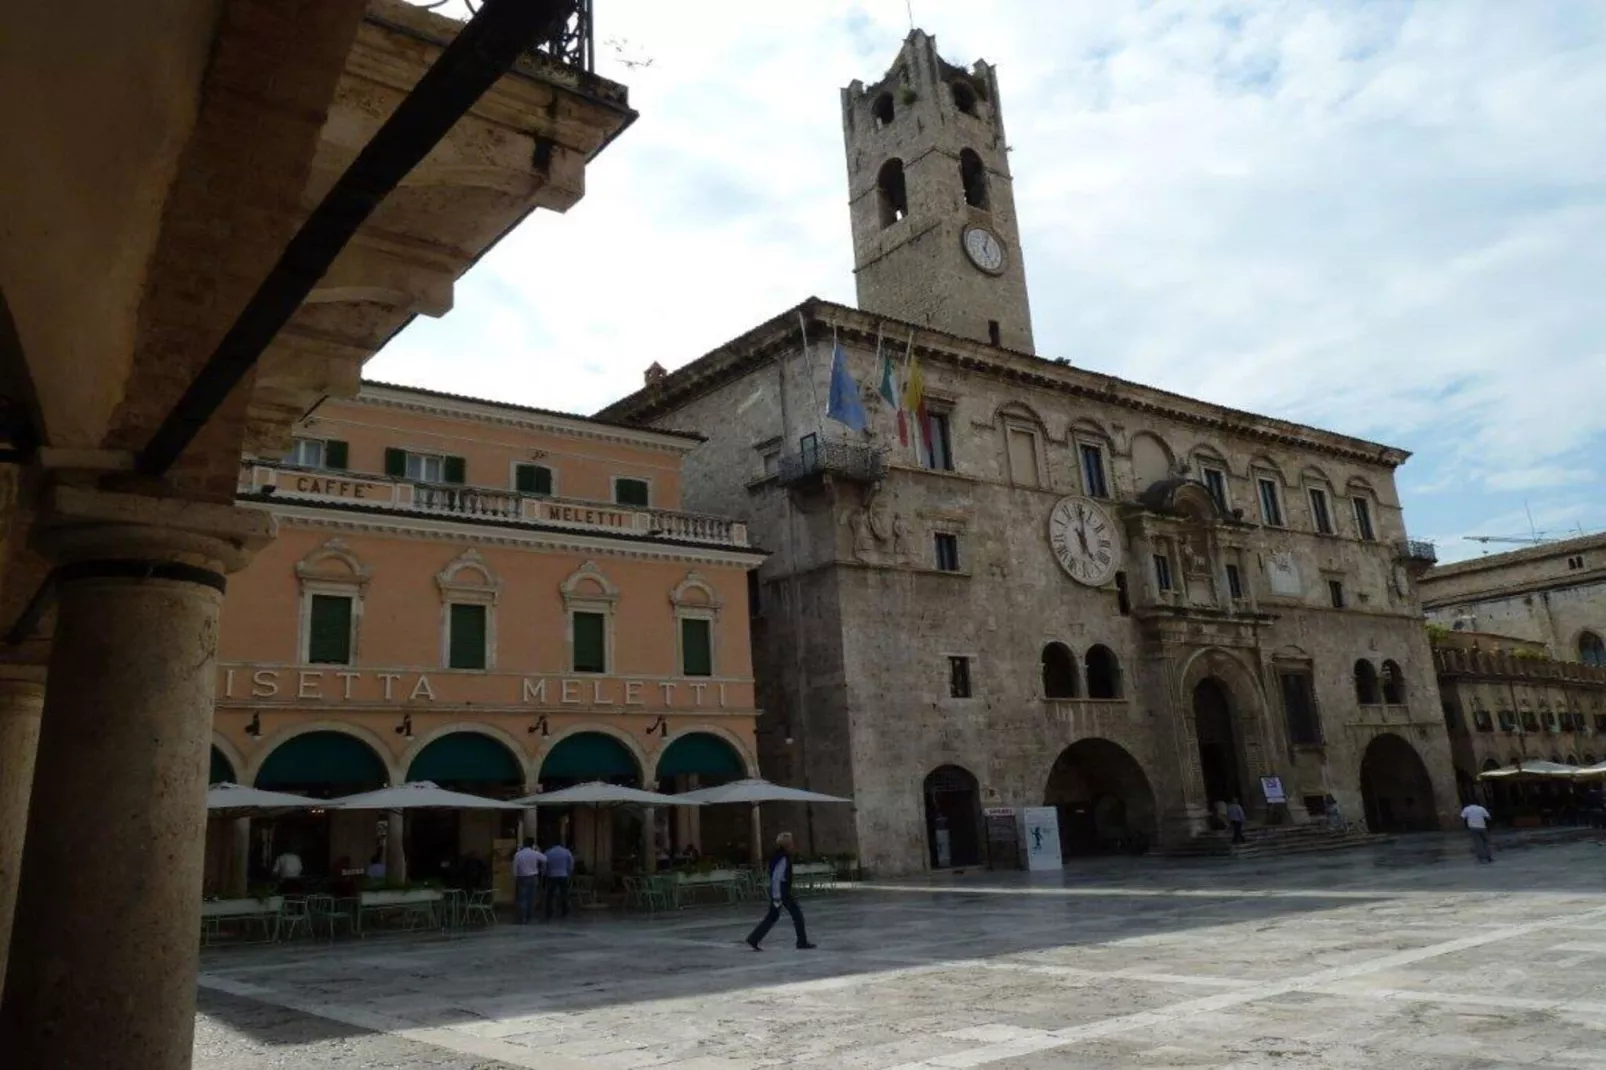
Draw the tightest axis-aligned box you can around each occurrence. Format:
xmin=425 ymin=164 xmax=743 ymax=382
xmin=377 ymin=1 xmax=1606 ymax=544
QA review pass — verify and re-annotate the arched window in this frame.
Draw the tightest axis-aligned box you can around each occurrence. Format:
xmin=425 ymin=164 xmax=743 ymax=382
xmin=1381 ymin=659 xmax=1405 ymax=704
xmin=951 ymin=80 xmax=979 ymax=116
xmin=1353 ymin=659 xmax=1380 ymax=705
xmin=1085 ymin=645 xmax=1121 ymax=699
xmin=871 ymin=92 xmax=895 ymax=128
xmin=877 ymin=158 xmax=908 ymax=226
xmin=959 ymin=148 xmax=989 ymax=210
xmin=1579 ymin=631 xmax=1606 ymax=667
xmin=1042 ymin=643 xmax=1078 ymax=699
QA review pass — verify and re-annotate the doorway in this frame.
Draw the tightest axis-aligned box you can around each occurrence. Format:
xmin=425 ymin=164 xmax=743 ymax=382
xmin=1193 ymin=678 xmax=1244 ymax=812
xmin=923 ymin=765 xmax=983 ymax=869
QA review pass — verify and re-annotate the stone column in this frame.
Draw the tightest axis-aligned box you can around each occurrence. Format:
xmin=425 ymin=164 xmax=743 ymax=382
xmin=386 ymin=811 xmax=407 ymax=882
xmin=522 ymin=807 xmax=539 ymax=843
xmin=229 ymin=817 xmax=252 ymax=897
xmin=0 ymin=672 xmax=45 ymax=991
xmin=642 ymin=806 xmax=656 ymax=873
xmin=0 ymin=488 xmax=272 ymax=1068
xmin=749 ymin=803 xmax=763 ymax=867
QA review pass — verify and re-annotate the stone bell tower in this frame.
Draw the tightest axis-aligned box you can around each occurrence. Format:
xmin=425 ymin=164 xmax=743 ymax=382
xmin=841 ymin=29 xmax=1035 ymax=354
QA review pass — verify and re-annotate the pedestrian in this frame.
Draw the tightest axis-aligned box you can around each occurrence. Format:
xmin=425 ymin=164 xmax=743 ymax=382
xmin=512 ymin=838 xmax=544 ymax=924
xmin=746 ymin=832 xmax=816 ymax=951
xmin=272 ymin=844 xmax=305 ymax=894
xmin=543 ymin=840 xmax=574 ymax=920
xmin=1226 ymin=799 xmax=1247 ymax=845
xmin=1461 ymin=800 xmax=1494 ymax=863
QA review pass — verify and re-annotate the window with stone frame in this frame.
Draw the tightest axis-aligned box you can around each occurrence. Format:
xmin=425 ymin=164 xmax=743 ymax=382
xmin=671 ymin=572 xmax=721 ymax=678
xmin=1256 ymin=476 xmax=1284 ymax=527
xmin=1004 ymin=422 xmax=1041 ymax=488
xmin=563 ymin=562 xmax=618 ymax=675
xmin=295 ymin=538 xmax=370 ymax=667
xmin=924 ymin=408 xmax=956 ymax=471
xmin=1279 ymin=670 xmax=1323 ymax=745
xmin=613 ymin=477 xmax=651 ymax=507
xmin=514 ymin=463 xmax=554 ymax=496
xmin=1078 ymin=441 xmax=1110 ymax=499
xmin=1201 ymin=464 xmax=1230 ymax=513
xmin=1308 ymin=485 xmax=1336 ymax=535
xmin=290 ymin=437 xmax=348 ymax=471
xmin=1351 ymin=494 xmax=1376 ymax=541
xmin=948 ymin=655 xmax=973 ymax=698
xmin=1472 ymin=707 xmax=1494 ymax=733
xmin=436 ymin=548 xmax=499 ymax=671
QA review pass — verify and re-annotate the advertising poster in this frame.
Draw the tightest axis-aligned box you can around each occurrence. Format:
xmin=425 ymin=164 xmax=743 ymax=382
xmin=1021 ymin=806 xmax=1062 ymax=871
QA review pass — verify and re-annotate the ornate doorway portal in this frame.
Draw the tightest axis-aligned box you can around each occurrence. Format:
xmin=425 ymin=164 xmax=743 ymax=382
xmin=1192 ymin=678 xmax=1244 ymax=811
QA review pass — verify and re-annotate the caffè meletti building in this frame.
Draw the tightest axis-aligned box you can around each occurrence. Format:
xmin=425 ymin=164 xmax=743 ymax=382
xmin=205 ymin=382 xmax=765 ymax=895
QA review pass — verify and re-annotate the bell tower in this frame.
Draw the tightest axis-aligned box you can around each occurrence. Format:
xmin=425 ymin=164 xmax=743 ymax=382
xmin=841 ymin=30 xmax=1035 ymax=354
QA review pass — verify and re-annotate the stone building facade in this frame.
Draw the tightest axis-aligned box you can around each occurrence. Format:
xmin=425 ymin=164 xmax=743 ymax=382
xmin=1421 ymin=533 xmax=1606 ymax=667
xmin=598 ymin=30 xmax=1457 ymax=875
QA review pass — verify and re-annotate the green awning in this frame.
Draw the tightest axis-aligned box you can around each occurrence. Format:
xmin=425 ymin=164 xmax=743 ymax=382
xmin=539 ymin=732 xmax=638 ymax=781
xmin=406 ymin=732 xmax=522 ymax=784
xmin=210 ymin=746 xmax=236 ymax=785
xmin=656 ymin=732 xmax=744 ymax=779
xmin=255 ymin=731 xmax=388 ymax=789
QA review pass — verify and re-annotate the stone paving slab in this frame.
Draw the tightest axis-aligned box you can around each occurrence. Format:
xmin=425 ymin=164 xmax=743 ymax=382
xmin=196 ymin=835 xmax=1606 ymax=1069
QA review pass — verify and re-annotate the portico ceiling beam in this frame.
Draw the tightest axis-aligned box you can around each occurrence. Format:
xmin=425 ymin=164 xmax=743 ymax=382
xmin=136 ymin=0 xmax=579 ymax=477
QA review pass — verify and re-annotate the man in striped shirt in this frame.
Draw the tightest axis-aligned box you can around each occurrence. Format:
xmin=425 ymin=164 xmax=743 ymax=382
xmin=746 ymin=832 xmax=816 ymax=951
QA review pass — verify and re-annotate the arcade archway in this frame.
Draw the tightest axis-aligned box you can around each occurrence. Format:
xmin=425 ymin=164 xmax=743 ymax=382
xmin=1359 ymin=733 xmax=1438 ymax=833
xmin=923 ymin=765 xmax=983 ymax=869
xmin=1043 ymin=739 xmax=1156 ymax=856
xmin=405 ymin=731 xmax=525 ymax=883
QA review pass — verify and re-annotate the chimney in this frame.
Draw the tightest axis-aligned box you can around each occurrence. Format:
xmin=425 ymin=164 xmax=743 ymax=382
xmin=644 ymin=361 xmax=667 ymax=386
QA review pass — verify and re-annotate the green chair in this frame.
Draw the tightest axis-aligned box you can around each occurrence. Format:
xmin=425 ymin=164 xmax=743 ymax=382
xmin=463 ymin=889 xmax=497 ymax=928
xmin=305 ymin=895 xmax=356 ymax=941
xmin=275 ymin=898 xmax=312 ymax=941
xmin=650 ymin=874 xmax=682 ymax=910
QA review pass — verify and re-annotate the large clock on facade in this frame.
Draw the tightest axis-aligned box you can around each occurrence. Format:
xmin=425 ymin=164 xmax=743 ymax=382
xmin=962 ymin=225 xmax=1006 ymax=274
xmin=1049 ymin=496 xmax=1121 ymax=587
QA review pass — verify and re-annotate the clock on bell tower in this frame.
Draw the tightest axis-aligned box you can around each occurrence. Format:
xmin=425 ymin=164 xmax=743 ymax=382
xmin=840 ymin=29 xmax=1036 ymax=354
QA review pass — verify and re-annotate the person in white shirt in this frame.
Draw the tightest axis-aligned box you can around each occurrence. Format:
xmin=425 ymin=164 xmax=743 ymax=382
xmin=1461 ymin=802 xmax=1493 ymax=863
xmin=271 ymin=848 xmax=304 ymax=892
xmin=511 ymin=839 xmax=545 ymax=924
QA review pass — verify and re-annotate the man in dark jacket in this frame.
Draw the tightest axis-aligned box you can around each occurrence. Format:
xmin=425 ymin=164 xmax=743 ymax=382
xmin=746 ymin=832 xmax=816 ymax=951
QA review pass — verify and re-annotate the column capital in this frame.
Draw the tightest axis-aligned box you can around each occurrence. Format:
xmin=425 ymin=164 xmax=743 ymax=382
xmin=32 ymin=486 xmax=276 ymax=576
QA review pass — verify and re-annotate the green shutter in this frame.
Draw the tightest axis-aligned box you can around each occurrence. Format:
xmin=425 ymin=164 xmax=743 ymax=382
xmin=448 ymin=603 xmax=487 ymax=670
xmin=572 ymin=611 xmax=606 ymax=673
xmin=615 ymin=478 xmax=649 ymax=506
xmin=533 ymin=465 xmax=552 ymax=495
xmin=307 ymin=594 xmax=353 ymax=664
xmin=681 ymin=618 xmax=712 ymax=676
xmin=443 ymin=455 xmax=467 ymax=485
xmin=384 ymin=448 xmax=407 ymax=477
xmin=515 ymin=464 xmax=536 ymax=492
xmin=324 ymin=439 xmax=349 ymax=470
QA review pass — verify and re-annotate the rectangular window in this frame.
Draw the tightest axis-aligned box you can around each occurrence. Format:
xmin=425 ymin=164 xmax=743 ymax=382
xmin=1226 ymin=563 xmax=1243 ymax=600
xmin=798 ymin=432 xmax=819 ymax=471
xmin=447 ymin=603 xmax=487 ymax=670
xmin=1257 ymin=477 xmax=1284 ymax=527
xmin=1202 ymin=466 xmax=1228 ymax=512
xmin=680 ymin=617 xmax=713 ymax=677
xmin=1115 ymin=571 xmax=1130 ymax=615
xmin=987 ymin=320 xmax=1001 ymax=346
xmin=1153 ymin=553 xmax=1173 ymax=592
xmin=1328 ymin=579 xmax=1346 ymax=608
xmin=948 ymin=655 xmax=972 ymax=698
xmin=1279 ymin=671 xmax=1323 ymax=745
xmin=514 ymin=463 xmax=553 ymax=496
xmin=1473 ymin=709 xmax=1494 ymax=733
xmin=306 ymin=594 xmax=353 ymax=665
xmin=1079 ymin=443 xmax=1110 ymax=499
xmin=614 ymin=478 xmax=650 ymax=507
xmin=934 ymin=532 xmax=961 ymax=572
xmin=290 ymin=438 xmax=326 ymax=469
xmin=1309 ymin=487 xmax=1334 ymax=534
xmin=1352 ymin=496 xmax=1375 ymax=541
xmin=1006 ymin=427 xmax=1038 ymax=487
xmin=1498 ymin=710 xmax=1517 ymax=733
xmin=572 ymin=611 xmax=607 ymax=673
xmin=924 ymin=412 xmax=955 ymax=471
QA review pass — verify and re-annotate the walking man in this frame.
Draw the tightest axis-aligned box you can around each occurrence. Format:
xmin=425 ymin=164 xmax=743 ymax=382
xmin=1461 ymin=800 xmax=1494 ymax=863
xmin=1226 ymin=798 xmax=1247 ymax=845
xmin=512 ymin=838 xmax=544 ymax=924
xmin=543 ymin=840 xmax=574 ymax=920
xmin=746 ymin=832 xmax=816 ymax=951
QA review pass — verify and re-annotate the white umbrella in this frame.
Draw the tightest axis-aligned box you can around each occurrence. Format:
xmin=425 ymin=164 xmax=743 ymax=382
xmin=512 ymin=781 xmax=701 ymax=807
xmin=206 ymin=782 xmax=324 ymax=818
xmin=1569 ymin=761 xmax=1606 ymax=781
xmin=674 ymin=778 xmax=853 ymax=805
xmin=328 ymin=780 xmax=525 ymax=810
xmin=1478 ymin=761 xmax=1577 ymax=781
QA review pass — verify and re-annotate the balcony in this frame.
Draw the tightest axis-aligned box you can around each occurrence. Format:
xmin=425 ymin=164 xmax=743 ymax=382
xmin=776 ymin=441 xmax=886 ymax=489
xmin=1397 ymin=538 xmax=1438 ymax=572
xmin=239 ymin=462 xmax=749 ymax=547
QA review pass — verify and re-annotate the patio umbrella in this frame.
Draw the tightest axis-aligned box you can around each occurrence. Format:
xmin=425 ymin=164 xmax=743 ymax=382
xmin=1569 ymin=761 xmax=1606 ymax=781
xmin=205 ymin=781 xmax=325 ymax=819
xmin=673 ymin=778 xmax=853 ymax=805
xmin=511 ymin=781 xmax=701 ymax=807
xmin=327 ymin=780 xmax=525 ymax=810
xmin=1478 ymin=761 xmax=1577 ymax=781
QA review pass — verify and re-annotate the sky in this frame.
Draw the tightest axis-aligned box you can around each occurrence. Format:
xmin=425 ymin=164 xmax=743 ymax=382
xmin=374 ymin=1 xmax=1606 ymax=563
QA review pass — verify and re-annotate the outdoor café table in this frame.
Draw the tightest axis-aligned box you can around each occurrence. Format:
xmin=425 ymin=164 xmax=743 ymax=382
xmin=357 ymin=888 xmax=442 ymax=934
xmin=200 ymin=896 xmax=282 ymax=944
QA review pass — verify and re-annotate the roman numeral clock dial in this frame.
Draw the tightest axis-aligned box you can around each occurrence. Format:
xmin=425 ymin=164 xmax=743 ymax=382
xmin=1048 ymin=496 xmax=1122 ymax=587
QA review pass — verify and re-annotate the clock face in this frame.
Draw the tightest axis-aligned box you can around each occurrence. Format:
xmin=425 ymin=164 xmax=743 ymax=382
xmin=962 ymin=226 xmax=1006 ymax=274
xmin=1049 ymin=496 xmax=1122 ymax=587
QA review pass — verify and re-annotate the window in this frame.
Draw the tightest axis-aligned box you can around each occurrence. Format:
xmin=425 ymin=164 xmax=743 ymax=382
xmin=1568 ymin=555 xmax=1586 ymax=571
xmin=1498 ymin=709 xmax=1517 ymax=733
xmin=681 ymin=617 xmax=713 ymax=677
xmin=1115 ymin=571 xmax=1130 ymax=615
xmin=798 ymin=432 xmax=820 ymax=471
xmin=614 ymin=478 xmax=650 ymax=507
xmin=1580 ymin=631 xmax=1606 ymax=667
xmin=1153 ymin=553 xmax=1173 ymax=592
xmin=877 ymin=158 xmax=908 ymax=227
xmin=1328 ymin=579 xmax=1346 ymax=609
xmin=1042 ymin=643 xmax=1078 ymax=699
xmin=1473 ymin=708 xmax=1494 ymax=733
xmin=1308 ymin=487 xmax=1334 ymax=534
xmin=1225 ymin=563 xmax=1244 ymax=600
xmin=289 ymin=438 xmax=346 ymax=470
xmin=514 ymin=463 xmax=553 ymax=496
xmin=959 ymin=148 xmax=989 ymax=209
xmin=1006 ymin=427 xmax=1038 ymax=487
xmin=386 ymin=448 xmax=465 ymax=485
xmin=572 ymin=611 xmax=607 ymax=673
xmin=988 ymin=320 xmax=1001 ymax=346
xmin=1522 ymin=708 xmax=1540 ymax=733
xmin=1202 ymin=466 xmax=1229 ymax=513
xmin=306 ymin=594 xmax=353 ymax=665
xmin=1280 ymin=671 xmax=1322 ymax=745
xmin=1352 ymin=496 xmax=1375 ymax=541
xmin=1442 ymin=703 xmax=1461 ymax=732
xmin=1079 ymin=443 xmax=1110 ymax=499
xmin=1257 ymin=478 xmax=1283 ymax=527
xmin=871 ymin=92 xmax=894 ymax=127
xmin=1381 ymin=659 xmax=1404 ymax=703
xmin=1085 ymin=645 xmax=1121 ymax=699
xmin=1354 ymin=660 xmax=1380 ymax=704
xmin=934 ymin=532 xmax=961 ymax=572
xmin=447 ymin=603 xmax=487 ymax=670
xmin=948 ymin=656 xmax=972 ymax=698
xmin=951 ymin=80 xmax=978 ymax=116
xmin=924 ymin=411 xmax=955 ymax=471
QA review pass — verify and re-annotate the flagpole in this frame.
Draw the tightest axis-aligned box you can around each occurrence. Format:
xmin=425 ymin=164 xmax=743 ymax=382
xmin=798 ymin=311 xmax=826 ymax=439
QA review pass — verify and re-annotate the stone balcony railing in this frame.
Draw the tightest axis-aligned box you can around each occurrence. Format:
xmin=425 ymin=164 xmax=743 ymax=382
xmin=1434 ymin=647 xmax=1606 ymax=685
xmin=239 ymin=462 xmax=749 ymax=547
xmin=1347 ymin=703 xmax=1420 ymax=728
xmin=1043 ymin=698 xmax=1133 ymax=737
xmin=776 ymin=441 xmax=887 ymax=488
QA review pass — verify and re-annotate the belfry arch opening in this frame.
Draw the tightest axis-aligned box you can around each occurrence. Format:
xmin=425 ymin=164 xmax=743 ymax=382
xmin=959 ymin=148 xmax=989 ymax=210
xmin=871 ymin=92 xmax=894 ymax=128
xmin=1042 ymin=642 xmax=1078 ymax=698
xmin=951 ymin=80 xmax=979 ymax=116
xmin=876 ymin=158 xmax=907 ymax=226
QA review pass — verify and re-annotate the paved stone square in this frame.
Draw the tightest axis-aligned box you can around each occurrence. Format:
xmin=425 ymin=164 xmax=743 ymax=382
xmin=195 ymin=835 xmax=1606 ymax=1069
